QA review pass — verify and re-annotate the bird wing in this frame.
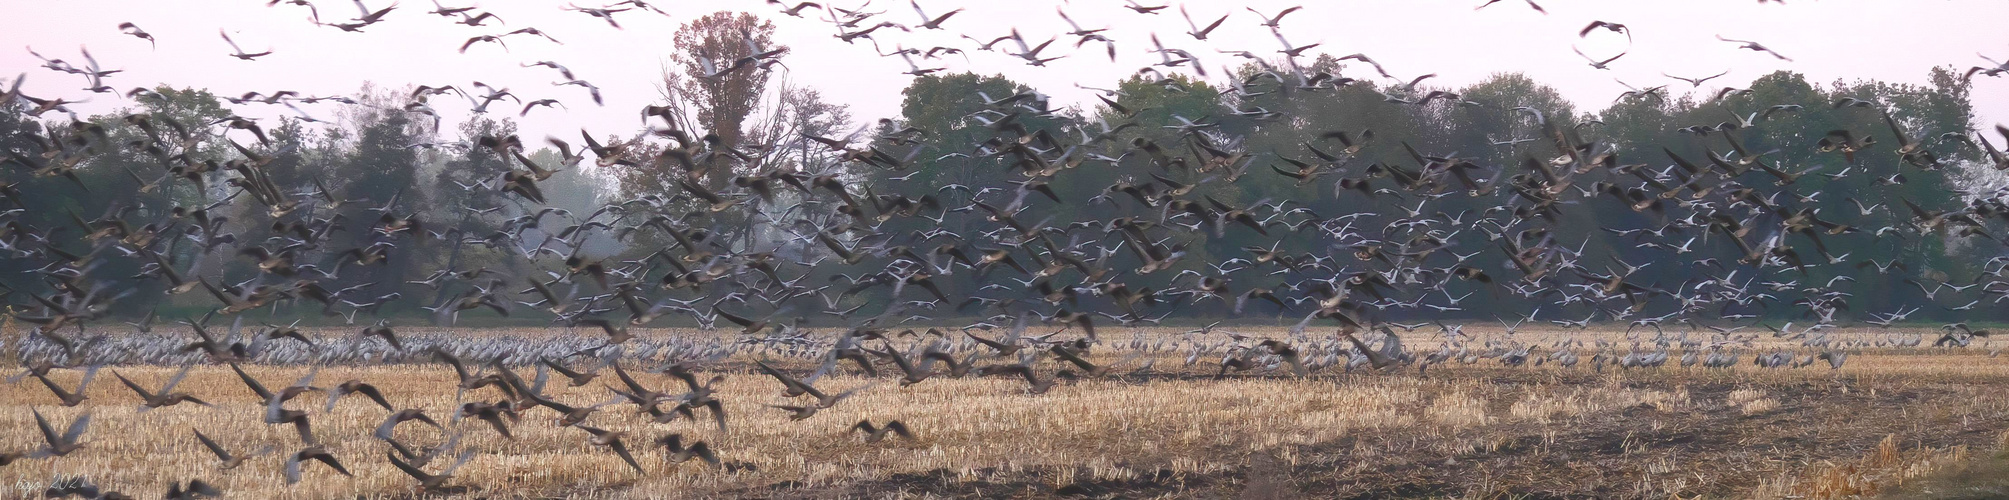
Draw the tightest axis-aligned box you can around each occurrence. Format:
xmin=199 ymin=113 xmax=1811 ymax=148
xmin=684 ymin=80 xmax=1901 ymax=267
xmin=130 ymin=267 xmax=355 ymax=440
xmin=314 ymin=451 xmax=352 ymax=476
xmin=160 ymin=364 xmax=194 ymax=394
xmin=193 ymin=429 xmax=234 ymax=460
xmin=32 ymin=410 xmax=61 ymax=447
xmin=114 ymin=372 xmax=154 ymax=400
xmin=610 ymin=439 xmax=644 ymax=472
xmin=386 ymin=452 xmax=433 ymax=481
xmin=356 ymin=383 xmax=393 ymax=410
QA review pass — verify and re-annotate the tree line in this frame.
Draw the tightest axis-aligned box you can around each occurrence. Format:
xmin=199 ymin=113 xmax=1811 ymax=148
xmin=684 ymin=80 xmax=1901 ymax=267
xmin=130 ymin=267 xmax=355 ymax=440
xmin=1 ymin=10 xmax=1997 ymax=327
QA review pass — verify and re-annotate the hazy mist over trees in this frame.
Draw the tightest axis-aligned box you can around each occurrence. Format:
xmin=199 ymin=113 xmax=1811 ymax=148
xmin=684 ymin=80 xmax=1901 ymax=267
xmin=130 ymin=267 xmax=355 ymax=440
xmin=3 ymin=10 xmax=1996 ymax=326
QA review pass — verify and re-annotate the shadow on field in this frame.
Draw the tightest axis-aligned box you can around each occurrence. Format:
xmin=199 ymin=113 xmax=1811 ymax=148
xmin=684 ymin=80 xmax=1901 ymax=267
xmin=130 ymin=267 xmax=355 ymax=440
xmin=721 ymin=373 xmax=2009 ymax=499
xmin=1878 ymin=450 xmax=2009 ymax=500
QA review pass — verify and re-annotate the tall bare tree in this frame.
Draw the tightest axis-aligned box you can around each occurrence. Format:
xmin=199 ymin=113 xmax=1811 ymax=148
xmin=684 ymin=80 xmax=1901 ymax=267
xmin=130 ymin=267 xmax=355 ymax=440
xmin=668 ymin=11 xmax=781 ymax=151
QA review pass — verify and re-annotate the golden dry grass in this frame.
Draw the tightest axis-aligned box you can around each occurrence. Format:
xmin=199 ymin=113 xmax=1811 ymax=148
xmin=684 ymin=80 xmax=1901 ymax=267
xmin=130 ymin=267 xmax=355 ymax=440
xmin=2 ymin=325 xmax=2007 ymax=499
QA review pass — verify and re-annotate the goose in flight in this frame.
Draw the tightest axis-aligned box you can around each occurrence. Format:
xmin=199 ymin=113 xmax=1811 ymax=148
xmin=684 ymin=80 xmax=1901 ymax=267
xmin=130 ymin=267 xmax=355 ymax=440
xmin=1335 ymin=53 xmax=1392 ymax=79
xmin=564 ymin=4 xmax=633 ymax=29
xmin=1476 ymin=0 xmax=1546 ymax=14
xmin=118 ymin=22 xmax=155 ymax=48
xmin=1055 ymin=6 xmax=1106 ymax=38
xmin=376 ymin=408 xmax=445 ymax=440
xmin=324 ymin=378 xmax=393 ymax=411
xmin=114 ymin=364 xmax=212 ymax=411
xmin=852 ymin=419 xmax=914 ymax=443
xmin=454 ymin=10 xmax=502 ymax=26
xmin=461 ymin=34 xmax=512 ymax=53
xmin=1573 ymin=45 xmax=1625 ymax=70
xmin=908 ymin=0 xmax=961 ymax=30
xmin=429 ymin=0 xmax=475 ymax=16
xmin=1005 ymin=29 xmax=1065 ymax=66
xmin=578 ymin=425 xmax=646 ymax=473
xmin=753 ymin=359 xmax=871 ymax=409
xmin=193 ymin=429 xmax=272 ymax=470
xmin=1271 ymin=28 xmax=1321 ymax=57
xmin=1663 ymin=70 xmax=1729 ymax=88
xmin=1124 ymin=0 xmax=1167 ymax=15
xmin=219 ymin=30 xmax=273 ymax=60
xmin=768 ymin=1 xmax=822 ymax=18
xmin=31 ymin=365 xmax=99 ymax=407
xmin=389 ymin=449 xmax=477 ymax=492
xmin=1579 ymin=21 xmax=1630 ymax=42
xmin=165 ymin=479 xmax=223 ymax=499
xmin=1247 ymin=6 xmax=1301 ymax=28
xmin=284 ymin=445 xmax=353 ymax=484
xmin=1940 ymin=125 xmax=2009 ymax=170
xmin=1181 ymin=6 xmax=1228 ymax=41
xmin=656 ymin=433 xmax=720 ymax=467
xmin=30 ymin=409 xmax=91 ymax=457
xmin=1717 ymin=35 xmax=1792 ymax=61
xmin=519 ymin=99 xmax=565 ymax=117
xmin=1965 ymin=53 xmax=2008 ymax=81
xmin=348 ymin=0 xmax=398 ymax=25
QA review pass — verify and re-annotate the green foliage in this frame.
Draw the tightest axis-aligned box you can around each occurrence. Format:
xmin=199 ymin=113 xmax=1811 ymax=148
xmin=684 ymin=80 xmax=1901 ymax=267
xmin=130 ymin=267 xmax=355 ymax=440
xmin=860 ymin=65 xmax=1995 ymax=323
xmin=0 ymin=59 xmax=1992 ymax=325
xmin=891 ymin=72 xmax=1063 ymax=188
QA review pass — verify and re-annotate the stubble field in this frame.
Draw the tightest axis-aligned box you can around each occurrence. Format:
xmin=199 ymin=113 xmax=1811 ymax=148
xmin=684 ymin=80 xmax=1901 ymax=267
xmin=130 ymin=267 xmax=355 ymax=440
xmin=3 ymin=325 xmax=2008 ymax=499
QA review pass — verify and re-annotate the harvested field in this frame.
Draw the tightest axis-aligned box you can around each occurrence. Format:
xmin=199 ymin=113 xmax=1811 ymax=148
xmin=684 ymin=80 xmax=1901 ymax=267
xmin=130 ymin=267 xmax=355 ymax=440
xmin=4 ymin=325 xmax=2007 ymax=499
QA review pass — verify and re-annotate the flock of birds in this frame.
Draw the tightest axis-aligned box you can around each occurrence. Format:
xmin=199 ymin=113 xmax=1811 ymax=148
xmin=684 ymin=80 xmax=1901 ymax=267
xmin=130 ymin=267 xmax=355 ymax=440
xmin=5 ymin=0 xmax=2009 ymax=497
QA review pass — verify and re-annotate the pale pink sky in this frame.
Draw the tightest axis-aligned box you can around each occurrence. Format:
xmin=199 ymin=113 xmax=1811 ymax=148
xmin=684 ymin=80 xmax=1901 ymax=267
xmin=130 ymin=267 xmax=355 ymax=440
xmin=3 ymin=0 xmax=2005 ymax=142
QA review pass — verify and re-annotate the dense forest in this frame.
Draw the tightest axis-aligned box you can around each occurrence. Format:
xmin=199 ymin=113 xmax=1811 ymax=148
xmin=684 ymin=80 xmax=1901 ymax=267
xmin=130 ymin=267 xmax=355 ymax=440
xmin=1 ymin=11 xmax=2000 ymax=331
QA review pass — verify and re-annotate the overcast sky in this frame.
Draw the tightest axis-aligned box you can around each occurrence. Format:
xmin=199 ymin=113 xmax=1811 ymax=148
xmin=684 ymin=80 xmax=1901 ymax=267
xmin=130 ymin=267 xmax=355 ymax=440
xmin=3 ymin=0 xmax=2005 ymax=143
